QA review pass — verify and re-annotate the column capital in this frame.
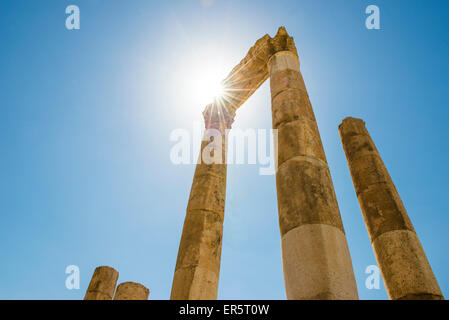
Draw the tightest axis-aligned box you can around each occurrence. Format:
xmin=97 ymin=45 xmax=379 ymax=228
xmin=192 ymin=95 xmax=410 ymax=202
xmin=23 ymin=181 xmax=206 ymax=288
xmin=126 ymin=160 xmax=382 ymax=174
xmin=202 ymin=103 xmax=234 ymax=131
xmin=267 ymin=26 xmax=298 ymax=58
xmin=216 ymin=27 xmax=298 ymax=116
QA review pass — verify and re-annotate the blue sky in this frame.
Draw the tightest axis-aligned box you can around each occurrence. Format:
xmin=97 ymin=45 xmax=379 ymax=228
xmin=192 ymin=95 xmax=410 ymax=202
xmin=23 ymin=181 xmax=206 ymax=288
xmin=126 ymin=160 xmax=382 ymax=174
xmin=0 ymin=0 xmax=448 ymax=300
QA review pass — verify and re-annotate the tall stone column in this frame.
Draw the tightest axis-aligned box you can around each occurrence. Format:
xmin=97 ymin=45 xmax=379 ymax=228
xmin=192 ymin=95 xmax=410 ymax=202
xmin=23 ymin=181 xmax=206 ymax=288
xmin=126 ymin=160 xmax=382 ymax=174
xmin=114 ymin=282 xmax=149 ymax=300
xmin=268 ymin=32 xmax=358 ymax=300
xmin=171 ymin=103 xmax=234 ymax=300
xmin=84 ymin=266 xmax=119 ymax=300
xmin=339 ymin=117 xmax=444 ymax=300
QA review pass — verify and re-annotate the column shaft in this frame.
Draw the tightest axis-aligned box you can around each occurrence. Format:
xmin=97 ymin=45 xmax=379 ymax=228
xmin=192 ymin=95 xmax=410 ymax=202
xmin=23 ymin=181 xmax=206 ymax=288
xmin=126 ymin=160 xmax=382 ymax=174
xmin=84 ymin=266 xmax=119 ymax=300
xmin=269 ymin=51 xmax=358 ymax=299
xmin=339 ymin=117 xmax=444 ymax=300
xmin=114 ymin=282 xmax=149 ymax=300
xmin=171 ymin=104 xmax=233 ymax=300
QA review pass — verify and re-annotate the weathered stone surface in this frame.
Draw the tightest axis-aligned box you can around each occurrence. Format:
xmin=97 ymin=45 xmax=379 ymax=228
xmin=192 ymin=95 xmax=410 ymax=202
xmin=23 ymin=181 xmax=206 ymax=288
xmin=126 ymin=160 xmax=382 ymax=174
xmin=346 ymin=153 xmax=390 ymax=195
xmin=114 ymin=282 xmax=149 ymax=300
xmin=171 ymin=211 xmax=223 ymax=300
xmin=270 ymin=69 xmax=307 ymax=99
xmin=277 ymin=119 xmax=327 ymax=166
xmin=172 ymin=265 xmax=220 ymax=300
xmin=339 ymin=117 xmax=444 ymax=300
xmin=269 ymin=54 xmax=307 ymax=100
xmin=357 ymin=183 xmax=414 ymax=240
xmin=276 ymin=158 xmax=344 ymax=235
xmin=271 ymin=89 xmax=315 ymax=128
xmin=174 ymin=210 xmax=223 ymax=273
xmin=84 ymin=266 xmax=119 ymax=300
xmin=374 ymin=230 xmax=443 ymax=300
xmin=270 ymin=49 xmax=358 ymax=299
xmin=282 ymin=224 xmax=358 ymax=300
xmin=268 ymin=51 xmax=300 ymax=74
xmin=187 ymin=171 xmax=226 ymax=219
xmin=171 ymin=103 xmax=232 ymax=300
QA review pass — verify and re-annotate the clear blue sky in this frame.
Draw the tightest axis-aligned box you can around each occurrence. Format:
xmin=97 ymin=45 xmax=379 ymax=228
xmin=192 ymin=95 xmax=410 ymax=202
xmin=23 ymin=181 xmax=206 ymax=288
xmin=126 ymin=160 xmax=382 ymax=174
xmin=0 ymin=0 xmax=448 ymax=300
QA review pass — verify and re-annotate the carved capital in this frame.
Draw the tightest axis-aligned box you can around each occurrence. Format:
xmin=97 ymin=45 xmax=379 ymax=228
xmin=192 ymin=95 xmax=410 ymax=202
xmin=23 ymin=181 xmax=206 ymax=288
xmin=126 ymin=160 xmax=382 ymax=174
xmin=203 ymin=103 xmax=234 ymax=131
xmin=219 ymin=27 xmax=298 ymax=115
xmin=267 ymin=26 xmax=298 ymax=57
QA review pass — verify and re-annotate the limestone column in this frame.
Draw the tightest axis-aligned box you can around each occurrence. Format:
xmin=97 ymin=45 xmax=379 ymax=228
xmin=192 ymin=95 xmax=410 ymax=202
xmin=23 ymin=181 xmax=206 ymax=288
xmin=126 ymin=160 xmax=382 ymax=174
xmin=84 ymin=266 xmax=119 ymax=300
xmin=268 ymin=32 xmax=358 ymax=300
xmin=171 ymin=102 xmax=234 ymax=300
xmin=114 ymin=282 xmax=149 ymax=300
xmin=339 ymin=117 xmax=444 ymax=300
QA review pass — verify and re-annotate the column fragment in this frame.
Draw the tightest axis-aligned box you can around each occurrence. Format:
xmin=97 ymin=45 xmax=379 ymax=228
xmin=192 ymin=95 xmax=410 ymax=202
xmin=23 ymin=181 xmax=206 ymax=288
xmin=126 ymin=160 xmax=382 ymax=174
xmin=339 ymin=117 xmax=444 ymax=300
xmin=268 ymin=30 xmax=358 ymax=299
xmin=114 ymin=282 xmax=149 ymax=300
xmin=171 ymin=103 xmax=234 ymax=300
xmin=84 ymin=266 xmax=119 ymax=300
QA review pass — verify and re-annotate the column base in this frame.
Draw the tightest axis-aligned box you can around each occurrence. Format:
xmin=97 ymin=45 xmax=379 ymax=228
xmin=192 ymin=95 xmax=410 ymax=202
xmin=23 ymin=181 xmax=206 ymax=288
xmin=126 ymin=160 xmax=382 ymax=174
xmin=281 ymin=223 xmax=358 ymax=300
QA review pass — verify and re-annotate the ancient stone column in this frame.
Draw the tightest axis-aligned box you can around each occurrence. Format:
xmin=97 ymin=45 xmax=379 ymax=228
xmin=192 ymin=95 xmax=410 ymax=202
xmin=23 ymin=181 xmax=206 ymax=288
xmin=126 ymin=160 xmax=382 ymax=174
xmin=114 ymin=282 xmax=149 ymax=300
xmin=339 ymin=117 xmax=444 ymax=300
xmin=84 ymin=266 xmax=119 ymax=300
xmin=171 ymin=102 xmax=234 ymax=300
xmin=268 ymin=29 xmax=358 ymax=300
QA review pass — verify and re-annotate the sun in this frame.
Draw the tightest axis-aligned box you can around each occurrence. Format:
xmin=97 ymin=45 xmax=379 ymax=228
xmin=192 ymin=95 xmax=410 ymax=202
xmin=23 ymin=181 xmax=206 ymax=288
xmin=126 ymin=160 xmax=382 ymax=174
xmin=174 ymin=49 xmax=233 ymax=115
xmin=191 ymin=60 xmax=228 ymax=108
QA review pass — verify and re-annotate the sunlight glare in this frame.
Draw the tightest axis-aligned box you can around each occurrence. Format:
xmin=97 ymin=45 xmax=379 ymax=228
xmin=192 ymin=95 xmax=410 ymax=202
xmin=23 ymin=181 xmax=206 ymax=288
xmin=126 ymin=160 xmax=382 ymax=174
xmin=192 ymin=62 xmax=227 ymax=108
xmin=173 ymin=47 xmax=234 ymax=117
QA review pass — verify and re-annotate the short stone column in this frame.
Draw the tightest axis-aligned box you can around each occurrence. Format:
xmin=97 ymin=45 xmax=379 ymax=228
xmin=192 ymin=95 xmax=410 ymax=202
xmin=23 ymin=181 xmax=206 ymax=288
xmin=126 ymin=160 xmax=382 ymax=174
xmin=114 ymin=282 xmax=149 ymax=300
xmin=339 ymin=117 xmax=444 ymax=300
xmin=171 ymin=103 xmax=234 ymax=300
xmin=84 ymin=266 xmax=119 ymax=300
xmin=268 ymin=35 xmax=358 ymax=299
